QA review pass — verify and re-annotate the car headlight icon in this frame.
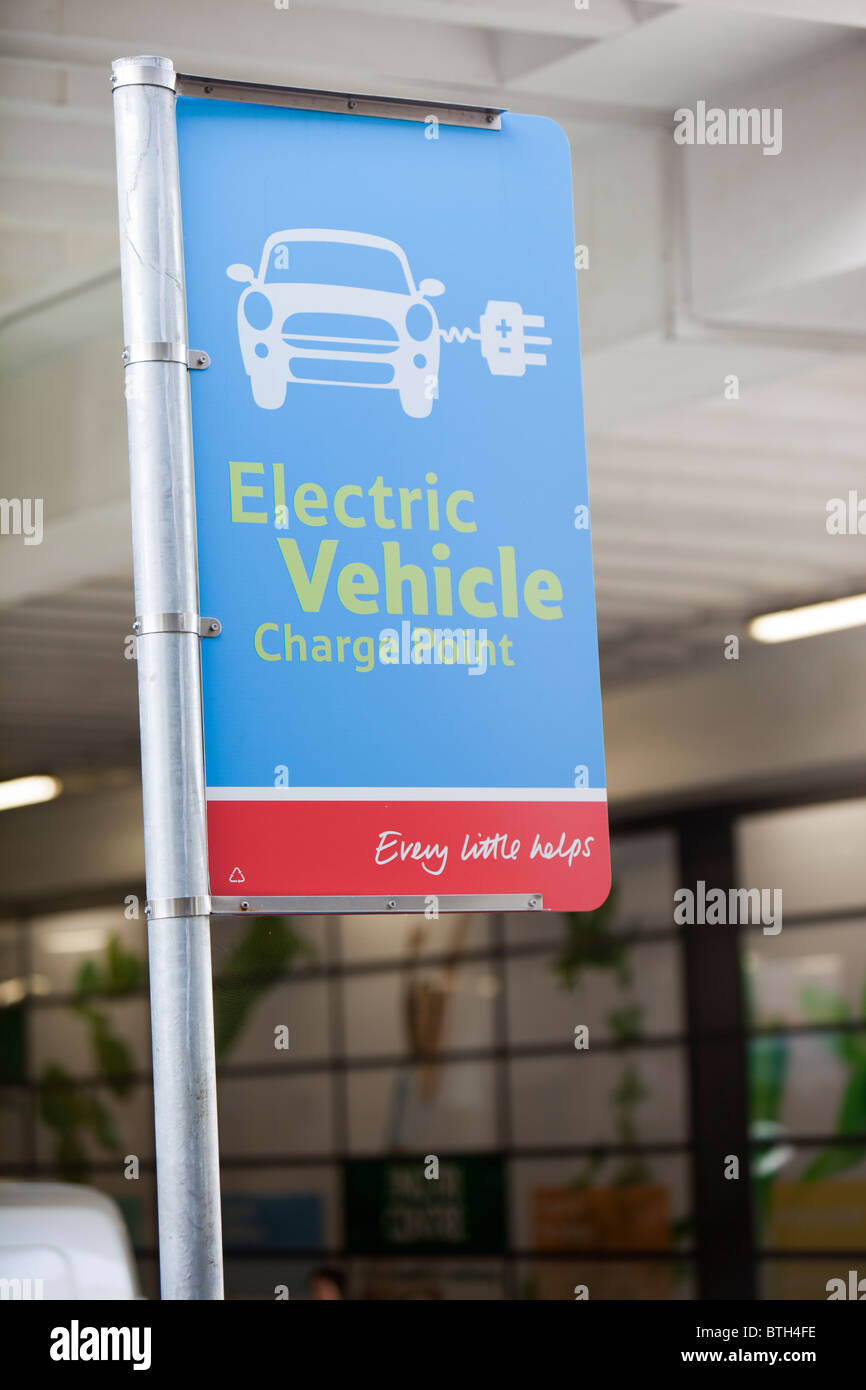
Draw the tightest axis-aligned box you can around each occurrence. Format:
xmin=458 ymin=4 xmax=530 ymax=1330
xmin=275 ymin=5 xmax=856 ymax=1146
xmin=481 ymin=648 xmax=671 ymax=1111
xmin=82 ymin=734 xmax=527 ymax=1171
xmin=405 ymin=302 xmax=434 ymax=341
xmin=243 ymin=291 xmax=273 ymax=330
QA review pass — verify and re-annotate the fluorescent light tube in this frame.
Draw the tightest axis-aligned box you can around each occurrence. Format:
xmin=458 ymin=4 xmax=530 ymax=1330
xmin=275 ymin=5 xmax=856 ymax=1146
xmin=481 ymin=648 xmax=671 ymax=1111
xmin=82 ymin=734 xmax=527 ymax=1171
xmin=0 ymin=774 xmax=63 ymax=812
xmin=749 ymin=594 xmax=866 ymax=644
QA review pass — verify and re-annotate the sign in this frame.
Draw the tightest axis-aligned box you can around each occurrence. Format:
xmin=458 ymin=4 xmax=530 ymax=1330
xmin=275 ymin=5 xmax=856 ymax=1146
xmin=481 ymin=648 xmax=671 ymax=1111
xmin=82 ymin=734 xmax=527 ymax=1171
xmin=532 ymin=1185 xmax=671 ymax=1251
xmin=176 ymin=92 xmax=610 ymax=910
xmin=344 ymin=1155 xmax=505 ymax=1254
xmin=221 ymin=1193 xmax=323 ymax=1251
xmin=531 ymin=1186 xmax=674 ymax=1300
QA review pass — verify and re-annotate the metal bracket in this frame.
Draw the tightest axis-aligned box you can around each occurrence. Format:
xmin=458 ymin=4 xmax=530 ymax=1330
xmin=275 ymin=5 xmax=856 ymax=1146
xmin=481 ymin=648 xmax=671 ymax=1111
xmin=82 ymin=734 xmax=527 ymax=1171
xmin=133 ymin=613 xmax=222 ymax=637
xmin=111 ymin=58 xmax=176 ymax=93
xmin=146 ymin=896 xmax=212 ymax=921
xmin=121 ymin=343 xmax=210 ymax=369
xmin=210 ymin=893 xmax=544 ymax=916
xmin=147 ymin=891 xmax=543 ymax=919
xmin=176 ymin=73 xmax=502 ymax=130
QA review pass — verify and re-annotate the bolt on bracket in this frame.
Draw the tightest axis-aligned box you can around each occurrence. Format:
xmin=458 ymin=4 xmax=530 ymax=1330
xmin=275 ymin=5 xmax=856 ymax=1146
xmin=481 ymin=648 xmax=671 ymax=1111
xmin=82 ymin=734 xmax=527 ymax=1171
xmin=121 ymin=342 xmax=210 ymax=370
xmin=132 ymin=613 xmax=222 ymax=637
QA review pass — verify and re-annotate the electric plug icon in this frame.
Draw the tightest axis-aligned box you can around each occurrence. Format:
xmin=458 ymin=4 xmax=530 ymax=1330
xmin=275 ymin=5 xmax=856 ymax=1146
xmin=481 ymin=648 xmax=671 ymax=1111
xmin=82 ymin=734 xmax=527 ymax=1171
xmin=479 ymin=300 xmax=552 ymax=377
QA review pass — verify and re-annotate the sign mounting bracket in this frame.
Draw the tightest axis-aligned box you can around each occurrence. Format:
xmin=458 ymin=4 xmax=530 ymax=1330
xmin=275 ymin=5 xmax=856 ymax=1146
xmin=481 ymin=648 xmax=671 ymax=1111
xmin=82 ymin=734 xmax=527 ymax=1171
xmin=210 ymin=894 xmax=544 ymax=916
xmin=133 ymin=613 xmax=222 ymax=638
xmin=176 ymin=72 xmax=503 ymax=130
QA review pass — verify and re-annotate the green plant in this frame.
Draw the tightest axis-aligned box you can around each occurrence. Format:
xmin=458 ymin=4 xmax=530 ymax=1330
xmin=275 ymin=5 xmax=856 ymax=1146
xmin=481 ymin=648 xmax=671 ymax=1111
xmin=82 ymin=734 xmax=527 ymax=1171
xmin=39 ymin=1064 xmax=120 ymax=1175
xmin=747 ymin=1033 xmax=790 ymax=1240
xmin=38 ymin=918 xmax=316 ymax=1180
xmin=213 ymin=915 xmax=316 ymax=1059
xmin=554 ymin=889 xmax=629 ymax=988
xmin=607 ymin=1004 xmax=645 ymax=1045
xmin=39 ymin=933 xmax=144 ymax=1179
xmin=744 ymin=966 xmax=866 ymax=1238
xmin=799 ymin=983 xmax=866 ymax=1181
xmin=554 ymin=886 xmax=651 ymax=1189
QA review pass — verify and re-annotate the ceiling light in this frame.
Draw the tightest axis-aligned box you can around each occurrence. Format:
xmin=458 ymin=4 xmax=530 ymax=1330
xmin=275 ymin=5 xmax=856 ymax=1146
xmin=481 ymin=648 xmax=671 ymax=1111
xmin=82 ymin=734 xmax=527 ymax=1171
xmin=749 ymin=594 xmax=866 ymax=644
xmin=43 ymin=928 xmax=109 ymax=955
xmin=0 ymin=774 xmax=63 ymax=812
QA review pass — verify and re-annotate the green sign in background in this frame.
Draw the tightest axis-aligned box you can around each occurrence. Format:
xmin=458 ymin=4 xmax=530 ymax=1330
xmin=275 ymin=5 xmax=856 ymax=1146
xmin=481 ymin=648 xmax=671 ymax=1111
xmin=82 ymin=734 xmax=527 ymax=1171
xmin=344 ymin=1155 xmax=506 ymax=1254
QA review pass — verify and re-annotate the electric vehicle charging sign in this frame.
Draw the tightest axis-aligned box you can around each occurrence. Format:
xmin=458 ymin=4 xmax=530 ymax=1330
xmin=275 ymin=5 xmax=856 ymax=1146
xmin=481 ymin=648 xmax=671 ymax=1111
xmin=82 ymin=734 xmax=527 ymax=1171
xmin=177 ymin=91 xmax=610 ymax=911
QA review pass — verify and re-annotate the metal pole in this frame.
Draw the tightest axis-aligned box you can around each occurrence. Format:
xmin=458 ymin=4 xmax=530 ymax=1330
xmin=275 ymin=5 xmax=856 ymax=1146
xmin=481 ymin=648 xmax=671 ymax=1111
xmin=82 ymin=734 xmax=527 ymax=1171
xmin=111 ymin=54 xmax=224 ymax=1300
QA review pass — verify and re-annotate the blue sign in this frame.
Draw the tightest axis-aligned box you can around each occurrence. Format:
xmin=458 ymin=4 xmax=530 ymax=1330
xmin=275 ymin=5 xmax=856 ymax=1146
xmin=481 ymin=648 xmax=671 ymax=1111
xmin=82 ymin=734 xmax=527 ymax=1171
xmin=176 ymin=92 xmax=609 ymax=909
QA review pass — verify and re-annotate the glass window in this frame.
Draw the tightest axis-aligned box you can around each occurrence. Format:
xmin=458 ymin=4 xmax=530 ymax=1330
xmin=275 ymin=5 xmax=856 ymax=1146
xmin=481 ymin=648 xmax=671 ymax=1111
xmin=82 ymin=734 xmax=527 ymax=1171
xmin=760 ymin=1259 xmax=857 ymax=1301
xmin=30 ymin=907 xmax=146 ymax=999
xmin=217 ymin=979 xmax=331 ymax=1069
xmin=347 ymin=1061 xmax=498 ymax=1154
xmin=218 ymin=1074 xmax=335 ymax=1160
xmin=344 ymin=961 xmax=497 ymax=1059
xmin=736 ymin=799 xmax=866 ymax=916
xmin=209 ymin=915 xmax=326 ymax=1070
xmin=749 ymin=1029 xmax=866 ymax=1140
xmin=350 ymin=1257 xmax=506 ymax=1300
xmin=606 ymin=830 xmax=680 ymax=933
xmin=29 ymin=997 xmax=151 ymax=1082
xmin=505 ymin=829 xmax=679 ymax=946
xmin=224 ymin=1257 xmax=318 ymax=1301
xmin=752 ymin=1144 xmax=866 ymax=1252
xmin=507 ymin=940 xmax=682 ymax=1047
xmin=0 ymin=921 xmax=23 ymax=993
xmin=339 ymin=911 xmax=490 ymax=965
xmin=261 ymin=238 xmax=410 ymax=293
xmin=515 ymin=1258 xmax=695 ymax=1300
xmin=221 ymin=1164 xmax=341 ymax=1252
xmin=35 ymin=1081 xmax=154 ymax=1170
xmin=745 ymin=921 xmax=866 ymax=1028
xmin=11 ymin=836 xmax=694 ymax=1299
xmin=91 ymin=1168 xmax=158 ymax=1251
xmin=510 ymin=1154 xmax=693 ymax=1253
xmin=0 ymin=1087 xmax=29 ymax=1164
xmin=511 ymin=1048 xmax=688 ymax=1147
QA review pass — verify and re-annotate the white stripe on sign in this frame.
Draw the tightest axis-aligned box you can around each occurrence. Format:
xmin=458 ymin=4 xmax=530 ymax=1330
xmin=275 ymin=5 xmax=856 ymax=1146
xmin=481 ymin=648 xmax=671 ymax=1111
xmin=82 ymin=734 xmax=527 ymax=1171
xmin=205 ymin=787 xmax=608 ymax=802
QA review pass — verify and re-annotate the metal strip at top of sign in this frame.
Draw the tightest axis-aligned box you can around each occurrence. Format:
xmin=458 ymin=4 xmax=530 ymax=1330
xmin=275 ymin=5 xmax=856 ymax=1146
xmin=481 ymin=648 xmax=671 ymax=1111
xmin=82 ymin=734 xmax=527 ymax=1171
xmin=176 ymin=72 xmax=503 ymax=129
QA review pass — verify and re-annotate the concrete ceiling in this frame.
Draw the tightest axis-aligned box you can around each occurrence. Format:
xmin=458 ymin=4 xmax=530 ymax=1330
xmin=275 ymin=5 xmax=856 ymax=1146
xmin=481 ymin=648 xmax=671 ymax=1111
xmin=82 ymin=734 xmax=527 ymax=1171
xmin=1 ymin=0 xmax=865 ymax=782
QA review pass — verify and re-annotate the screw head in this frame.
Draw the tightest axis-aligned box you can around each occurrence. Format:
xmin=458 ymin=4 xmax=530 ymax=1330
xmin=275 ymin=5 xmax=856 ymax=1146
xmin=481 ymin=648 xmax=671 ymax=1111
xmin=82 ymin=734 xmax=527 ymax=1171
xmin=386 ymin=898 xmax=397 ymax=911
xmin=528 ymin=896 xmax=539 ymax=909
xmin=486 ymin=112 xmax=496 ymax=123
xmin=240 ymin=900 xmax=250 ymax=911
xmin=209 ymin=620 xmax=220 ymax=634
xmin=347 ymin=99 xmax=357 ymax=110
xmin=132 ymin=621 xmax=142 ymax=634
xmin=204 ymin=85 xmax=213 ymax=94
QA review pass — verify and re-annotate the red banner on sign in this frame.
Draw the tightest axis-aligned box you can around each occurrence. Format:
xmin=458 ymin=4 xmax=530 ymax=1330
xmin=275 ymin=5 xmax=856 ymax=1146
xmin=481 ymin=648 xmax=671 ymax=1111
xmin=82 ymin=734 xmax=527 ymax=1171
xmin=206 ymin=795 xmax=610 ymax=911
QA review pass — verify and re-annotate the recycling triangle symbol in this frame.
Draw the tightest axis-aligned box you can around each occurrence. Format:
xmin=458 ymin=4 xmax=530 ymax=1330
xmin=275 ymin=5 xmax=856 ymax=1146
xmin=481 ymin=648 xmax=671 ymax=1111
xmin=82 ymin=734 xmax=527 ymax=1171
xmin=229 ymin=867 xmax=246 ymax=884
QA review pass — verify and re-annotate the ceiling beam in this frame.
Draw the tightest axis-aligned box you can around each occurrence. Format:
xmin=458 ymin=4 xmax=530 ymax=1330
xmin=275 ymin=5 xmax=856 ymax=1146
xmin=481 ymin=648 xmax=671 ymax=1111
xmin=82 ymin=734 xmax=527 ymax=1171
xmin=641 ymin=0 xmax=866 ymax=29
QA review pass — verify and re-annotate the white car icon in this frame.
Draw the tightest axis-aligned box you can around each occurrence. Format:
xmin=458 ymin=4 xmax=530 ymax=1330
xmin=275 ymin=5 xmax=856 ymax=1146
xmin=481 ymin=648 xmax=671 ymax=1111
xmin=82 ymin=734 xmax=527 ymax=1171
xmin=227 ymin=229 xmax=445 ymax=418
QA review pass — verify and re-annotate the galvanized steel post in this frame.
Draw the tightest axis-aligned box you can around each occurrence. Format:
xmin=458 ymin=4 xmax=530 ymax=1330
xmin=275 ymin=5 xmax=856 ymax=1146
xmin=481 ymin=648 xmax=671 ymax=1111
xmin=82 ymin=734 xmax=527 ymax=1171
xmin=111 ymin=54 xmax=223 ymax=1300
